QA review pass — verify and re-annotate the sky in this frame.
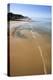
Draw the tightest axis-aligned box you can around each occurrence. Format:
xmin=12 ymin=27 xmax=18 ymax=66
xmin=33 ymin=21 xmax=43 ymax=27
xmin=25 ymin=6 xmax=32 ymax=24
xmin=9 ymin=3 xmax=51 ymax=19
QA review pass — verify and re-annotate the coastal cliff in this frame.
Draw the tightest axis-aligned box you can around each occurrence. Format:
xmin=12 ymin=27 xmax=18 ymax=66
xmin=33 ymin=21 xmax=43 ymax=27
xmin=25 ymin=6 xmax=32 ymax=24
xmin=8 ymin=13 xmax=31 ymax=22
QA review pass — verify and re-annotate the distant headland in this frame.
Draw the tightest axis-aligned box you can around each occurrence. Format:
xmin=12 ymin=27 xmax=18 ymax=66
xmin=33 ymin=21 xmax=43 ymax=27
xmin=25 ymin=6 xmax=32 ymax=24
xmin=8 ymin=12 xmax=32 ymax=22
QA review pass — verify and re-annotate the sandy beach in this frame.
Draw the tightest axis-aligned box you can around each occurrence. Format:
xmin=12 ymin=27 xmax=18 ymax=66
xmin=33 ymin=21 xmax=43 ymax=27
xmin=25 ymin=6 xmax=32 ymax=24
xmin=9 ymin=21 xmax=51 ymax=76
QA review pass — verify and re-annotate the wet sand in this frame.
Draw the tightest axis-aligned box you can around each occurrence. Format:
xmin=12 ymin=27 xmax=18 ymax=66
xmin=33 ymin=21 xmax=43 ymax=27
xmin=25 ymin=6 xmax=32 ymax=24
xmin=9 ymin=21 xmax=51 ymax=76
